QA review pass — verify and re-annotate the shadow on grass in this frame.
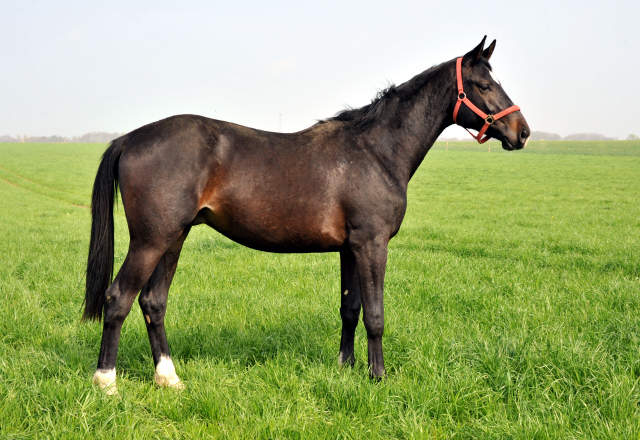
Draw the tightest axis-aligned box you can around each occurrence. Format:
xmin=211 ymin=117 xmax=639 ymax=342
xmin=99 ymin=308 xmax=340 ymax=383
xmin=169 ymin=312 xmax=336 ymax=366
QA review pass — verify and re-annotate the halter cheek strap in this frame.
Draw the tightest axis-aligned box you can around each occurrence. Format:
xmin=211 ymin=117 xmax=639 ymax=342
xmin=453 ymin=57 xmax=520 ymax=144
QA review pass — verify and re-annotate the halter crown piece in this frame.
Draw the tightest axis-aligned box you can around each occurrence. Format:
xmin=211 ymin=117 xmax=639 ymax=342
xmin=453 ymin=57 xmax=520 ymax=144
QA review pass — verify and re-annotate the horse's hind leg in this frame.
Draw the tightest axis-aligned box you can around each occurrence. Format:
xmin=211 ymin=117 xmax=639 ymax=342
xmin=338 ymin=248 xmax=362 ymax=367
xmin=138 ymin=227 xmax=190 ymax=389
xmin=93 ymin=237 xmax=178 ymax=394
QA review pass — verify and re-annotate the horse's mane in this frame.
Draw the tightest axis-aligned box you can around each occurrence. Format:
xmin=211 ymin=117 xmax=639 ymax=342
xmin=324 ymin=62 xmax=448 ymax=133
xmin=324 ymin=58 xmax=491 ymax=133
xmin=328 ymin=86 xmax=396 ymax=133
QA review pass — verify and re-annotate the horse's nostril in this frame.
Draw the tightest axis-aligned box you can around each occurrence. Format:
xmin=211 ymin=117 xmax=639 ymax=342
xmin=519 ymin=127 xmax=530 ymax=142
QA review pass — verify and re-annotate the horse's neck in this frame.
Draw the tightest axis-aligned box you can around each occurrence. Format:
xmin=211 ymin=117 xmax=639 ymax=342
xmin=364 ymin=63 xmax=455 ymax=186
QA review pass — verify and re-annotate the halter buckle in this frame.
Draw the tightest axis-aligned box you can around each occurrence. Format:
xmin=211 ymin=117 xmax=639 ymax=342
xmin=485 ymin=115 xmax=495 ymax=125
xmin=458 ymin=92 xmax=466 ymax=100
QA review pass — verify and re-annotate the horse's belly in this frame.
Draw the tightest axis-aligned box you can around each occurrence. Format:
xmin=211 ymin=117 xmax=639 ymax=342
xmin=194 ymin=204 xmax=346 ymax=253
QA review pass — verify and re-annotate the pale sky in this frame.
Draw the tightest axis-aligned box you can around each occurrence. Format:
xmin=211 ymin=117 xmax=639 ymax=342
xmin=1 ymin=0 xmax=639 ymax=139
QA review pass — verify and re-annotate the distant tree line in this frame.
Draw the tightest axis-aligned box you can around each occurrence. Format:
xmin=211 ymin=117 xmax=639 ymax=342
xmin=0 ymin=132 xmax=124 ymax=143
xmin=529 ymin=131 xmax=619 ymax=141
xmin=439 ymin=131 xmax=640 ymax=142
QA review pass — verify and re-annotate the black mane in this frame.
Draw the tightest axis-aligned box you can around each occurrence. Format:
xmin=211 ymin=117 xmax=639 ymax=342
xmin=325 ymin=62 xmax=449 ymax=133
xmin=325 ymin=58 xmax=492 ymax=133
xmin=330 ymin=85 xmax=399 ymax=133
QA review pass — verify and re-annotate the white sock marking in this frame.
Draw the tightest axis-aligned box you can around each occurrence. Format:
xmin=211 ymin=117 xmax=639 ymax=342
xmin=155 ymin=355 xmax=184 ymax=389
xmin=93 ymin=368 xmax=117 ymax=395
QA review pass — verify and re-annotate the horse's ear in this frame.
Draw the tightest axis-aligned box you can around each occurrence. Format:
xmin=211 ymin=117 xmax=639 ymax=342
xmin=463 ymin=36 xmax=486 ymax=65
xmin=482 ymin=39 xmax=496 ymax=61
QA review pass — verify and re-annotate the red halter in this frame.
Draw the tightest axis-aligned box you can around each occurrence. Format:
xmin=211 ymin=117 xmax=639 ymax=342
xmin=453 ymin=57 xmax=520 ymax=144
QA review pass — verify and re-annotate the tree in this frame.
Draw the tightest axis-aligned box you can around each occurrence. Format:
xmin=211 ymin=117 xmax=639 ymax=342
xmin=627 ymin=134 xmax=639 ymax=140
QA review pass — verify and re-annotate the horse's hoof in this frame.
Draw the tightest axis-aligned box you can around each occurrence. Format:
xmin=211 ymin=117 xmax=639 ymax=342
xmin=155 ymin=373 xmax=185 ymax=390
xmin=167 ymin=380 xmax=185 ymax=391
xmin=369 ymin=367 xmax=387 ymax=381
xmin=93 ymin=369 xmax=118 ymax=395
xmin=154 ymin=355 xmax=184 ymax=390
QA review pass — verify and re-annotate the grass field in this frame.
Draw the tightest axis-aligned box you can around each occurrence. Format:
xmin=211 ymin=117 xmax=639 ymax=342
xmin=0 ymin=140 xmax=639 ymax=439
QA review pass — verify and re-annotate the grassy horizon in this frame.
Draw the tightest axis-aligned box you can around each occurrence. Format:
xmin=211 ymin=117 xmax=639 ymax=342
xmin=0 ymin=140 xmax=639 ymax=438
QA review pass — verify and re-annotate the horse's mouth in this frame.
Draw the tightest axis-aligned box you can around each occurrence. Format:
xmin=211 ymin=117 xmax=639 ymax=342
xmin=501 ymin=136 xmax=525 ymax=151
xmin=501 ymin=138 xmax=515 ymax=151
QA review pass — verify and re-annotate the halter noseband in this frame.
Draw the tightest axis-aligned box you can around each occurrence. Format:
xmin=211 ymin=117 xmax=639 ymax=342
xmin=453 ymin=57 xmax=520 ymax=144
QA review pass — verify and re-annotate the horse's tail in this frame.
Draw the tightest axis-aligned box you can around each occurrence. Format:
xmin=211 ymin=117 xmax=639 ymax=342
xmin=82 ymin=136 xmax=127 ymax=322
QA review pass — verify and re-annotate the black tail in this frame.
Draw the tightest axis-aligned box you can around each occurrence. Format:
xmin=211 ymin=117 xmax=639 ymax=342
xmin=82 ymin=137 xmax=127 ymax=322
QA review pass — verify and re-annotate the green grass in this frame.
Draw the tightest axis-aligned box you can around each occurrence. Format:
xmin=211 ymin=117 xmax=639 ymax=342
xmin=0 ymin=140 xmax=639 ymax=439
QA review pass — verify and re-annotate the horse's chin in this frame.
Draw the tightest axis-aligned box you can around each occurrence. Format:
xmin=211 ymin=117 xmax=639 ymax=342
xmin=501 ymin=138 xmax=515 ymax=151
xmin=500 ymin=137 xmax=524 ymax=151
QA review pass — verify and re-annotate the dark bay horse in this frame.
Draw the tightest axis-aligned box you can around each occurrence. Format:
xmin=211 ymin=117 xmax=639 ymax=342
xmin=84 ymin=37 xmax=530 ymax=394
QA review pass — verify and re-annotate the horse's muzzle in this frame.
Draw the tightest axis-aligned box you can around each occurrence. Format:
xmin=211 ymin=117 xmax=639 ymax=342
xmin=500 ymin=115 xmax=530 ymax=150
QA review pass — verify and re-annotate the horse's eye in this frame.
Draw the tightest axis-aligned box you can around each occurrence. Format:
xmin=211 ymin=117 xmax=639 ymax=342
xmin=479 ymin=84 xmax=491 ymax=92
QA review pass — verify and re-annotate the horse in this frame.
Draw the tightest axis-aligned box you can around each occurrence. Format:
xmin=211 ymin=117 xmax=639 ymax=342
xmin=84 ymin=37 xmax=530 ymax=394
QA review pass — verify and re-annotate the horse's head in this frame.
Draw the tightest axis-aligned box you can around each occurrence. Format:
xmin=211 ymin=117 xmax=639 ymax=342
xmin=453 ymin=37 xmax=530 ymax=150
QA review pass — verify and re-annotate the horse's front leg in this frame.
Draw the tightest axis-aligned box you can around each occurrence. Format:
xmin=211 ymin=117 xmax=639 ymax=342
xmin=350 ymin=236 xmax=388 ymax=379
xmin=338 ymin=248 xmax=361 ymax=367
